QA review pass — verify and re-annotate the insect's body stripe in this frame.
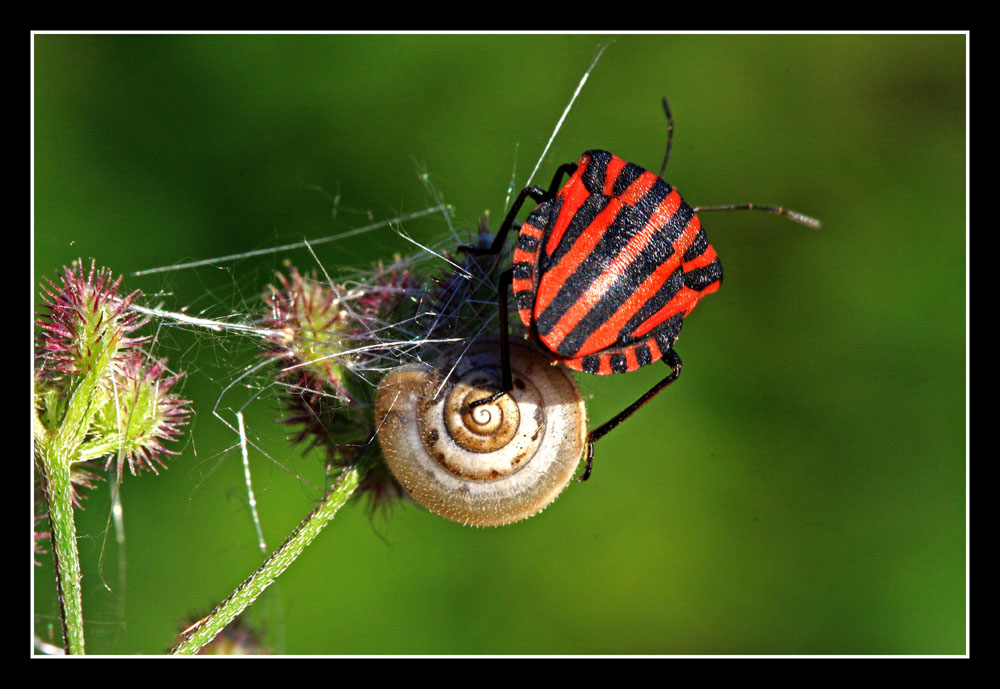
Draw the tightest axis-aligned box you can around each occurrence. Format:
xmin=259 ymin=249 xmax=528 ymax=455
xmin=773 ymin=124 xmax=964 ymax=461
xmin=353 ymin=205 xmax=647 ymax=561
xmin=509 ymin=149 xmax=726 ymax=376
xmin=511 ymin=215 xmax=548 ymax=326
xmin=611 ymin=161 xmax=646 ymax=196
xmin=511 ymin=261 xmax=533 ymax=280
xmin=517 ymin=234 xmax=539 ymax=253
xmin=536 ymin=197 xmax=651 ymax=350
xmin=580 ymin=150 xmax=612 ymax=193
xmin=616 ymin=267 xmax=686 ymax=341
xmin=532 ymin=193 xmax=611 ymax=313
xmin=542 ymin=186 xmax=588 ymax=262
xmin=562 ymin=312 xmax=683 ymax=375
xmin=682 ymin=259 xmax=723 ymax=293
xmin=682 ymin=225 xmax=711 ymax=263
xmin=533 ymin=195 xmax=626 ymax=327
xmin=513 ymin=289 xmax=535 ymax=314
xmin=581 ymin=197 xmax=695 ymax=349
xmin=609 ymin=352 xmax=628 ymax=374
xmin=530 ymin=152 xmax=718 ymax=364
xmin=633 ymin=286 xmax=706 ymax=343
xmin=635 ymin=344 xmax=653 ymax=368
xmin=552 ymin=222 xmax=678 ymax=358
xmin=534 ymin=160 xmax=674 ymax=342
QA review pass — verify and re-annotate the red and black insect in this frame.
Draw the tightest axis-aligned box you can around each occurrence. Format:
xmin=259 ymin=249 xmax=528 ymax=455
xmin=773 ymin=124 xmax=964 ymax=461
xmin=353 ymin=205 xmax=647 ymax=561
xmin=462 ymin=99 xmax=819 ymax=480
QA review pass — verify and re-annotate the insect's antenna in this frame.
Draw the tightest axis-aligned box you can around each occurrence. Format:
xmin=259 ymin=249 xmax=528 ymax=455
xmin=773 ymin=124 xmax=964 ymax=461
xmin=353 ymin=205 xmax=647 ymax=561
xmin=658 ymin=97 xmax=675 ymax=178
xmin=694 ymin=203 xmax=822 ymax=229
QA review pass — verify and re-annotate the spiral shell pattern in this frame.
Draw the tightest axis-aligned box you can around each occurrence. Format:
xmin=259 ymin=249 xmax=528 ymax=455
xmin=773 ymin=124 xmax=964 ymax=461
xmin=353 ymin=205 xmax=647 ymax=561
xmin=375 ymin=340 xmax=587 ymax=526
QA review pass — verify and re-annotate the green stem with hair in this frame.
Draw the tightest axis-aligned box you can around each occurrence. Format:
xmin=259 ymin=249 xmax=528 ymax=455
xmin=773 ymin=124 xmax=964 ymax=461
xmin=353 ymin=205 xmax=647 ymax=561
xmin=34 ymin=364 xmax=109 ymax=655
xmin=171 ymin=449 xmax=374 ymax=655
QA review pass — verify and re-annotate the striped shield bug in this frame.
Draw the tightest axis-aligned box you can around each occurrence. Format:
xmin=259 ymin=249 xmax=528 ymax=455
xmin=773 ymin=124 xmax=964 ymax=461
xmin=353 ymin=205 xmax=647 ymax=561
xmin=461 ymin=98 xmax=820 ymax=481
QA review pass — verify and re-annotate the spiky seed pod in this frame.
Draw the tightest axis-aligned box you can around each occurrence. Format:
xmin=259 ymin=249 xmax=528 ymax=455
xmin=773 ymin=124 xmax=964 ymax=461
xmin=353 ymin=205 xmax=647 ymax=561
xmin=263 ymin=263 xmax=419 ymax=512
xmin=86 ymin=353 xmax=192 ymax=475
xmin=34 ymin=260 xmax=191 ymax=483
xmin=35 ymin=259 xmax=148 ymax=384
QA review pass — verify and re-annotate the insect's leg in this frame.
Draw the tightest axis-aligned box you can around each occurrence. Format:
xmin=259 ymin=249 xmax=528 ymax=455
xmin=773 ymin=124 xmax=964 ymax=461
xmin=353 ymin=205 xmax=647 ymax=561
xmin=544 ymin=162 xmax=578 ymax=197
xmin=459 ymin=162 xmax=576 ymax=256
xmin=459 ymin=186 xmax=547 ymax=256
xmin=464 ymin=163 xmax=577 ymax=406
xmin=578 ymin=349 xmax=683 ymax=481
xmin=469 ymin=268 xmax=515 ymax=407
xmin=495 ymin=268 xmax=514 ymax=393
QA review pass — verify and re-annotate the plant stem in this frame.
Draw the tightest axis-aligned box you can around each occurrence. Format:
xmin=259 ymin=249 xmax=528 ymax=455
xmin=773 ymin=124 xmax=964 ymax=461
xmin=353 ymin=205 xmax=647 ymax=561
xmin=170 ymin=448 xmax=375 ymax=655
xmin=38 ymin=444 xmax=86 ymax=655
xmin=36 ymin=368 xmax=107 ymax=655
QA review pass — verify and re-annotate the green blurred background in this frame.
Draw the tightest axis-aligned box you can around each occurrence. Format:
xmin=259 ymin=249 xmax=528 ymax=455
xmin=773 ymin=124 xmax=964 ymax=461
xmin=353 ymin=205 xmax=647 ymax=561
xmin=33 ymin=34 xmax=966 ymax=655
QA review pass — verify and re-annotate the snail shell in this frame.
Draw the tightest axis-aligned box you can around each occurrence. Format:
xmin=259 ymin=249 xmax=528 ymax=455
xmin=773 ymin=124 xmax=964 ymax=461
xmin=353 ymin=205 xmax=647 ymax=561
xmin=375 ymin=340 xmax=587 ymax=526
